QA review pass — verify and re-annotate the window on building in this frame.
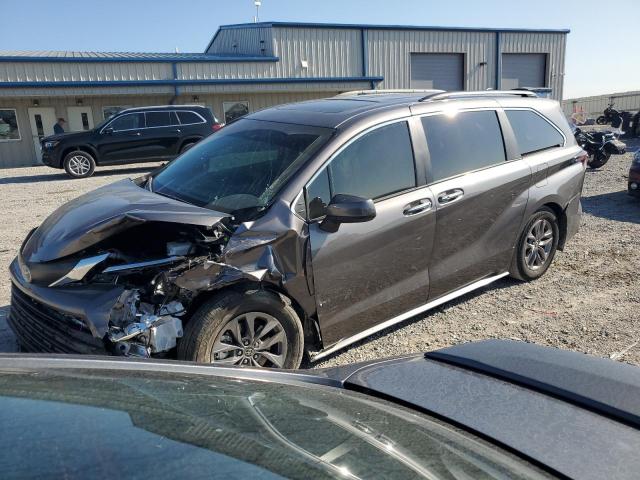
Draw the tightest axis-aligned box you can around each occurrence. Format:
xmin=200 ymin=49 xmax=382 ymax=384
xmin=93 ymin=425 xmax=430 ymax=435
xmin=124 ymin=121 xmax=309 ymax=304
xmin=0 ymin=109 xmax=20 ymax=141
xmin=176 ymin=111 xmax=204 ymax=125
xmin=305 ymin=121 xmax=416 ymax=219
xmin=103 ymin=106 xmax=131 ymax=120
xmin=506 ymin=110 xmax=565 ymax=156
xmin=145 ymin=111 xmax=172 ymax=128
xmin=223 ymin=101 xmax=250 ymax=124
xmin=109 ymin=113 xmax=145 ymax=131
xmin=422 ymin=110 xmax=506 ymax=183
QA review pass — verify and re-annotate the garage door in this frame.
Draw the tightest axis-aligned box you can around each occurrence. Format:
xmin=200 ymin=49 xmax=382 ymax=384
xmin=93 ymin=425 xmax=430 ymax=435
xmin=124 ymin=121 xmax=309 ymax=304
xmin=502 ymin=53 xmax=547 ymax=89
xmin=410 ymin=53 xmax=464 ymax=91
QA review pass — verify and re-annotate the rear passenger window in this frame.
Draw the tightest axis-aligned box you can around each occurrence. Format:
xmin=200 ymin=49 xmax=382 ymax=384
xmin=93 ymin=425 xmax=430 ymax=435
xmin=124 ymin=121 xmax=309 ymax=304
xmin=422 ymin=110 xmax=506 ymax=182
xmin=177 ymin=111 xmax=203 ymax=125
xmin=145 ymin=111 xmax=172 ymax=128
xmin=506 ymin=110 xmax=565 ymax=156
xmin=305 ymin=121 xmax=416 ymax=220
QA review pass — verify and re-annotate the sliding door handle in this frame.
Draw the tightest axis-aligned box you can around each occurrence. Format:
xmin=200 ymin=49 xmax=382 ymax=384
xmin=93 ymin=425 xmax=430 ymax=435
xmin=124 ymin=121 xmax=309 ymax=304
xmin=438 ymin=189 xmax=464 ymax=204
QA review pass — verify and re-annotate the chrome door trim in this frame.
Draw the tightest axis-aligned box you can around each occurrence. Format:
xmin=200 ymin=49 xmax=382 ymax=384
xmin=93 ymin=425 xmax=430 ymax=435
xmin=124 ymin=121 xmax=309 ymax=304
xmin=310 ymin=272 xmax=509 ymax=362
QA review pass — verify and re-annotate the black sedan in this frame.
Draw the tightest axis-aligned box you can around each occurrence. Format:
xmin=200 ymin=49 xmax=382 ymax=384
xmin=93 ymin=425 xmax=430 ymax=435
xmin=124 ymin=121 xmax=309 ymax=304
xmin=1 ymin=339 xmax=639 ymax=479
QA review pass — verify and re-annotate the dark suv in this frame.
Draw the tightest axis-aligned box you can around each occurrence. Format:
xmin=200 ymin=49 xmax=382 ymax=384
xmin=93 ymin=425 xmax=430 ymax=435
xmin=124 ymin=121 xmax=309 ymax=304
xmin=41 ymin=105 xmax=222 ymax=178
xmin=10 ymin=91 xmax=586 ymax=369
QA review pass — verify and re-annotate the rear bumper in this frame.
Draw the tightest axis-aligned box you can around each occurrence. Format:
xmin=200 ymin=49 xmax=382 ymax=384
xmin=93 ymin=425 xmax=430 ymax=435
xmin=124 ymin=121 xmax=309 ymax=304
xmin=8 ymin=257 xmax=123 ymax=354
xmin=562 ymin=193 xmax=582 ymax=248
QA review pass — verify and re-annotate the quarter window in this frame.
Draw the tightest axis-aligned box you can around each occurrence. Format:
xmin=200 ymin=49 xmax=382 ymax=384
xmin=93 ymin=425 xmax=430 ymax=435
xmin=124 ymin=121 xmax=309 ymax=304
xmin=506 ymin=110 xmax=564 ymax=156
xmin=305 ymin=121 xmax=416 ymax=219
xmin=109 ymin=113 xmax=145 ymax=131
xmin=145 ymin=111 xmax=172 ymax=128
xmin=422 ymin=110 xmax=506 ymax=183
xmin=176 ymin=111 xmax=203 ymax=125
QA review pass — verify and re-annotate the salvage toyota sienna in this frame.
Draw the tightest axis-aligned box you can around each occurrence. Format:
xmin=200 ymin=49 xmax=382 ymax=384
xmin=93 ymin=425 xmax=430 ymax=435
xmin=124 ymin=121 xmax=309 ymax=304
xmin=9 ymin=90 xmax=586 ymax=369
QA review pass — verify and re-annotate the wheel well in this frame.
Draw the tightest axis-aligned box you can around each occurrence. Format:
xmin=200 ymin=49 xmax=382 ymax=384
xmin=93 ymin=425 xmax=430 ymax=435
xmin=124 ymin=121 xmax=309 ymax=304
xmin=542 ymin=202 xmax=568 ymax=250
xmin=184 ymin=282 xmax=320 ymax=351
xmin=61 ymin=146 xmax=97 ymax=164
xmin=179 ymin=137 xmax=201 ymax=151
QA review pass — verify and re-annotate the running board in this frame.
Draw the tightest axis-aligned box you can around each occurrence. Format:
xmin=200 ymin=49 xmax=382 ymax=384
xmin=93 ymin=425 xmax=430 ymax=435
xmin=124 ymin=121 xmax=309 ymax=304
xmin=311 ymin=272 xmax=509 ymax=362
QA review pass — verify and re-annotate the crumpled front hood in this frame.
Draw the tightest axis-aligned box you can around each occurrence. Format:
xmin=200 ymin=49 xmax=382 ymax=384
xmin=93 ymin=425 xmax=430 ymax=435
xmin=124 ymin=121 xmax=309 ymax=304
xmin=23 ymin=179 xmax=228 ymax=263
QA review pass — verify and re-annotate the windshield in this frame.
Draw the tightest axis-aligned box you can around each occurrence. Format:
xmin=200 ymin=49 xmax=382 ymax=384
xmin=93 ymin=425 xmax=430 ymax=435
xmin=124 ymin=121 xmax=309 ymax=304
xmin=152 ymin=119 xmax=332 ymax=217
xmin=0 ymin=367 xmax=551 ymax=480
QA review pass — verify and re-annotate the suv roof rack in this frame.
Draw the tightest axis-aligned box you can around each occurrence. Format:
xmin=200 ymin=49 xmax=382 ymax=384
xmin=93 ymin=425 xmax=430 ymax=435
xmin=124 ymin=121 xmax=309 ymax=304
xmin=336 ymin=89 xmax=444 ymax=97
xmin=419 ymin=89 xmax=538 ymax=102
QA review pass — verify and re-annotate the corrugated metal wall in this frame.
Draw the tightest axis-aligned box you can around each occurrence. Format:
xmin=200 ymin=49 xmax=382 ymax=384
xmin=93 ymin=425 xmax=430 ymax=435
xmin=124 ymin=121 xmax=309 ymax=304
xmin=500 ymin=32 xmax=565 ymax=100
xmin=206 ymin=26 xmax=273 ymax=56
xmin=367 ymin=29 xmax=497 ymax=91
xmin=0 ymin=62 xmax=172 ymax=82
xmin=271 ymin=27 xmax=363 ymax=78
xmin=562 ymin=91 xmax=640 ymax=117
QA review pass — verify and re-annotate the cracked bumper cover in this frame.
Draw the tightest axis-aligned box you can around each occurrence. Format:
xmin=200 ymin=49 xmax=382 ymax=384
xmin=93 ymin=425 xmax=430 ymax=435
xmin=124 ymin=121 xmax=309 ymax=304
xmin=9 ymin=257 xmax=123 ymax=354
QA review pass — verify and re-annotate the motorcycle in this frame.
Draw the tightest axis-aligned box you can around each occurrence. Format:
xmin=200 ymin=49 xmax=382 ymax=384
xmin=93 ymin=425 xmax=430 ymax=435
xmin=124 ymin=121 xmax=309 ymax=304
xmin=573 ymin=127 xmax=626 ymax=169
xmin=596 ymin=103 xmax=620 ymax=125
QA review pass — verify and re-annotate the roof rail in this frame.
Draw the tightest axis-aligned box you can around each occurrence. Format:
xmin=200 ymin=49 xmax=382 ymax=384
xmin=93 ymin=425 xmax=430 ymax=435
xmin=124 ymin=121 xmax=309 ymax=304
xmin=336 ymin=89 xmax=444 ymax=97
xmin=419 ymin=89 xmax=537 ymax=102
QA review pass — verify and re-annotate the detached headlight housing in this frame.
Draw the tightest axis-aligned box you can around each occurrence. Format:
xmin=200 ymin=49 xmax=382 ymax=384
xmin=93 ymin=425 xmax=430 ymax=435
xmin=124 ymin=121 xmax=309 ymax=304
xmin=43 ymin=140 xmax=59 ymax=149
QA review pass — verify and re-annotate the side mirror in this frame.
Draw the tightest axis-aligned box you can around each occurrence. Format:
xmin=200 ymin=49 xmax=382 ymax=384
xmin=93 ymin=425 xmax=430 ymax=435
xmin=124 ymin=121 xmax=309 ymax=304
xmin=320 ymin=194 xmax=376 ymax=233
xmin=103 ymin=127 xmax=114 ymax=135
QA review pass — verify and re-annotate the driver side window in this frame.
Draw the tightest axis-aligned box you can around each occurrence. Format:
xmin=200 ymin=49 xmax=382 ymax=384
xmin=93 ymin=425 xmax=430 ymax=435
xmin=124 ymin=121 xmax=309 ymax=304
xmin=305 ymin=121 xmax=416 ymax=220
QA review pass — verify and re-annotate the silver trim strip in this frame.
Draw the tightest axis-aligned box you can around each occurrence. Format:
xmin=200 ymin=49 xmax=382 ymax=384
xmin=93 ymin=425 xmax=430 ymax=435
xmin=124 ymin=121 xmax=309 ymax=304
xmin=102 ymin=256 xmax=183 ymax=273
xmin=49 ymin=253 xmax=110 ymax=287
xmin=311 ymin=272 xmax=509 ymax=362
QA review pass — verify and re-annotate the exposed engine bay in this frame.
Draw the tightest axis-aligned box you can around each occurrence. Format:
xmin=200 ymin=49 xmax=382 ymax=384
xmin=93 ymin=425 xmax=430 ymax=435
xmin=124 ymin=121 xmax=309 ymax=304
xmin=15 ymin=178 xmax=312 ymax=358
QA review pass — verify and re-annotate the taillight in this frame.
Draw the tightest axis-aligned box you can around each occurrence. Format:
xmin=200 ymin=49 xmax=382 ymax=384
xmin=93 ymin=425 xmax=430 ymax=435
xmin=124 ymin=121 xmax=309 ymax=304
xmin=576 ymin=151 xmax=589 ymax=168
xmin=212 ymin=123 xmax=223 ymax=132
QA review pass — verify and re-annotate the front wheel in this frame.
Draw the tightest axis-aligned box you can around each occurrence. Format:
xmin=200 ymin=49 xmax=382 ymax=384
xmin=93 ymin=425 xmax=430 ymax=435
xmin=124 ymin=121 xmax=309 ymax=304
xmin=510 ymin=208 xmax=559 ymax=281
xmin=587 ymin=150 xmax=610 ymax=169
xmin=177 ymin=289 xmax=304 ymax=369
xmin=63 ymin=150 xmax=96 ymax=178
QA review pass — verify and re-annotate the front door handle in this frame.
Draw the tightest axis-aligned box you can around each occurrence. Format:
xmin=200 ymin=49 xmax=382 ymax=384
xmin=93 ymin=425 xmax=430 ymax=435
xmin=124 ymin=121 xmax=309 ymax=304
xmin=128 ymin=131 xmax=141 ymax=136
xmin=403 ymin=198 xmax=432 ymax=216
xmin=438 ymin=189 xmax=464 ymax=204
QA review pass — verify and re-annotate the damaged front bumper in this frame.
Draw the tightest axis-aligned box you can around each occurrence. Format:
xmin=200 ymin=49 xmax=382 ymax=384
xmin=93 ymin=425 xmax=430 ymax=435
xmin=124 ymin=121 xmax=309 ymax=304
xmin=9 ymin=258 xmax=185 ymax=357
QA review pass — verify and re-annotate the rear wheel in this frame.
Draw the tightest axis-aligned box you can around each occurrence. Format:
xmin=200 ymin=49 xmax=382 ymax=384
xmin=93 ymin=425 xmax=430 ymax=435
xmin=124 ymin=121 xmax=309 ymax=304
xmin=177 ymin=289 xmax=304 ymax=369
xmin=63 ymin=150 xmax=96 ymax=178
xmin=596 ymin=116 xmax=607 ymax=125
xmin=510 ymin=208 xmax=559 ymax=281
xmin=179 ymin=142 xmax=196 ymax=154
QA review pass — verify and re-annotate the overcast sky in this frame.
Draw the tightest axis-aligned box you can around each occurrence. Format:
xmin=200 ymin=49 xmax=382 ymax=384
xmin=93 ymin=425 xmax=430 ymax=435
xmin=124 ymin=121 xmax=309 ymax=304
xmin=1 ymin=0 xmax=638 ymax=99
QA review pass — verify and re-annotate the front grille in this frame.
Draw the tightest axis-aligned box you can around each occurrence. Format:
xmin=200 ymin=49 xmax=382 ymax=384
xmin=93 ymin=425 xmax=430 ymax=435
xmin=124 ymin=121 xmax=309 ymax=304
xmin=9 ymin=285 xmax=106 ymax=354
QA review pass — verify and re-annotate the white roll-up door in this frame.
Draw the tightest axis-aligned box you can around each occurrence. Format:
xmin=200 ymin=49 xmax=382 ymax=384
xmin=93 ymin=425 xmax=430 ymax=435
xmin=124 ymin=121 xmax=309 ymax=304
xmin=502 ymin=53 xmax=547 ymax=89
xmin=410 ymin=53 xmax=464 ymax=91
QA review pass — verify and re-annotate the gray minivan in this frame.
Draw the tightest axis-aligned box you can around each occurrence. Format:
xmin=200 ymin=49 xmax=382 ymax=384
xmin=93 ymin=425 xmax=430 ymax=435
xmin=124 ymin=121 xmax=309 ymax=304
xmin=9 ymin=90 xmax=586 ymax=368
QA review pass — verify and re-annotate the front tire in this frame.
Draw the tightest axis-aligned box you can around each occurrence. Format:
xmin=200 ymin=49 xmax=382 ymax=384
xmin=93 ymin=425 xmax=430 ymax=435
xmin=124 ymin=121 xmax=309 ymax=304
xmin=510 ymin=208 xmax=559 ymax=281
xmin=177 ymin=289 xmax=304 ymax=369
xmin=587 ymin=150 xmax=610 ymax=169
xmin=63 ymin=150 xmax=96 ymax=178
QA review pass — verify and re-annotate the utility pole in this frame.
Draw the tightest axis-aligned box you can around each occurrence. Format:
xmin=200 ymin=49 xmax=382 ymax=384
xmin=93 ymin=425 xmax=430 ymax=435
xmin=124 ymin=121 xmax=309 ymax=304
xmin=254 ymin=0 xmax=261 ymax=23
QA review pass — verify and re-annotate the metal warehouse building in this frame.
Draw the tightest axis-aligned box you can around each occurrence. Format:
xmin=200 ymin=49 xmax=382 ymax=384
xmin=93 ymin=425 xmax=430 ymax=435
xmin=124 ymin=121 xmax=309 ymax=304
xmin=0 ymin=21 xmax=568 ymax=168
xmin=562 ymin=90 xmax=640 ymax=118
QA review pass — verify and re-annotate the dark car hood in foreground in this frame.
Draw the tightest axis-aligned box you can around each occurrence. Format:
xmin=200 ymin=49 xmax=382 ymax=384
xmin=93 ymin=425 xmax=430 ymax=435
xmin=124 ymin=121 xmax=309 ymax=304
xmin=1 ymin=340 xmax=640 ymax=479
xmin=22 ymin=179 xmax=227 ymax=262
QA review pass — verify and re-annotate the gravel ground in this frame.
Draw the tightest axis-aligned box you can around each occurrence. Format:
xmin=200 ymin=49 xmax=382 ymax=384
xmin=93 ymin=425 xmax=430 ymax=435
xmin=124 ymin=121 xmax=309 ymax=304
xmin=0 ymin=143 xmax=638 ymax=366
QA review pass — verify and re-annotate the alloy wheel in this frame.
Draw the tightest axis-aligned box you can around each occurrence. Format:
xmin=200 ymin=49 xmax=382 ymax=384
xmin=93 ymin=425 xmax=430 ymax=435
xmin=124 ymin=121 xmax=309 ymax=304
xmin=211 ymin=312 xmax=288 ymax=368
xmin=68 ymin=155 xmax=91 ymax=176
xmin=524 ymin=218 xmax=554 ymax=270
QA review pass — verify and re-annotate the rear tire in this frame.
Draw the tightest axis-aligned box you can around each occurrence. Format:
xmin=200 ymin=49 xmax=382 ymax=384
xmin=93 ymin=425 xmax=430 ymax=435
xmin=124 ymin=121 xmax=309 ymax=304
xmin=177 ymin=289 xmax=304 ymax=369
xmin=510 ymin=208 xmax=559 ymax=281
xmin=179 ymin=142 xmax=196 ymax=154
xmin=63 ymin=150 xmax=96 ymax=178
xmin=596 ymin=116 xmax=607 ymax=125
